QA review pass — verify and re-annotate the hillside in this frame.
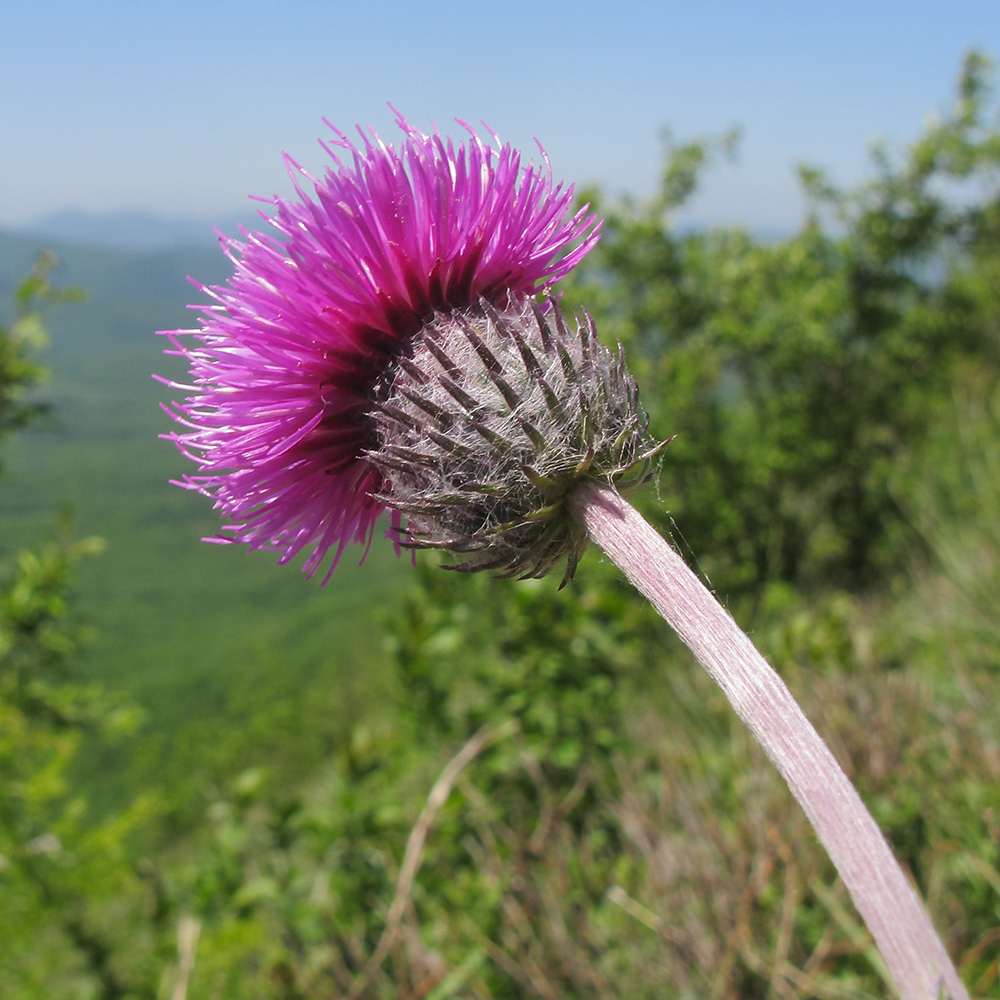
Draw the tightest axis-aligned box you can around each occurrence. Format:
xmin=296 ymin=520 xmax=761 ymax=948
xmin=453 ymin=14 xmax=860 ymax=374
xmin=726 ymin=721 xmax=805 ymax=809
xmin=0 ymin=229 xmax=408 ymax=819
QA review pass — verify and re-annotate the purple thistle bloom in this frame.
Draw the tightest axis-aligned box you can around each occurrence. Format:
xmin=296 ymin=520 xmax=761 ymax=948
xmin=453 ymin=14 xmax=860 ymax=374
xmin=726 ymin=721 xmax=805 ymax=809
xmin=160 ymin=112 xmax=599 ymax=581
xmin=156 ymin=116 xmax=970 ymax=1000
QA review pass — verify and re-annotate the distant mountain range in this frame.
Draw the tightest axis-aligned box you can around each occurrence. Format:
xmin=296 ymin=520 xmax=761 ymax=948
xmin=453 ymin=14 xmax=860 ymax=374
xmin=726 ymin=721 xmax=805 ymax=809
xmin=11 ymin=208 xmax=794 ymax=256
xmin=14 ymin=208 xmax=268 ymax=252
xmin=0 ymin=225 xmax=233 ymax=312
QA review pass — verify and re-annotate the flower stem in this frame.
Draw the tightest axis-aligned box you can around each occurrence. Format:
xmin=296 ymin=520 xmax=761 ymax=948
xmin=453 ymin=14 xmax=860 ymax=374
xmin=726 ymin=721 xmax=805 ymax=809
xmin=568 ymin=480 xmax=967 ymax=1000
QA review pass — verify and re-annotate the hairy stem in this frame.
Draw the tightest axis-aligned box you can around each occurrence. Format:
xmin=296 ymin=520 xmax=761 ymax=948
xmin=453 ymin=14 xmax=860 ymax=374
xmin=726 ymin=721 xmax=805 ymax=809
xmin=569 ymin=480 xmax=967 ymax=1000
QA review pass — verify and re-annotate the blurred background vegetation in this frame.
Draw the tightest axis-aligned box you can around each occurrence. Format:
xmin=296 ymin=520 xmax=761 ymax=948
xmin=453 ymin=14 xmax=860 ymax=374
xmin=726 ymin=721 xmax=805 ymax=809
xmin=1 ymin=51 xmax=998 ymax=1000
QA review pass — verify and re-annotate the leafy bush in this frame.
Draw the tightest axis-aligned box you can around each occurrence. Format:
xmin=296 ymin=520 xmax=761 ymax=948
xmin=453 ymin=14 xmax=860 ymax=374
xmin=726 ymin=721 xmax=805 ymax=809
xmin=563 ymin=51 xmax=1000 ymax=596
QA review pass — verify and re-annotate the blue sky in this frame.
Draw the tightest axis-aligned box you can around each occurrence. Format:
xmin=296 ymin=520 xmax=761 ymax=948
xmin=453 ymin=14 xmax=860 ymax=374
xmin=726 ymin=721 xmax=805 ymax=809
xmin=3 ymin=1 xmax=999 ymax=232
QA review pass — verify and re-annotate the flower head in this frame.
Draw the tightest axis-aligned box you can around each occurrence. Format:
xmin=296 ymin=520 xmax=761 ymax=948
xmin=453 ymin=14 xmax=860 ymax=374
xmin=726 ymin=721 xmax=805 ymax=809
xmin=160 ymin=112 xmax=599 ymax=581
xmin=368 ymin=298 xmax=665 ymax=585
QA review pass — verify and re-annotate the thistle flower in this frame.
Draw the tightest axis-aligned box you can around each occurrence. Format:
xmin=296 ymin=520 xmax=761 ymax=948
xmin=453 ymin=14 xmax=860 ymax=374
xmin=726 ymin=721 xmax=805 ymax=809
xmin=368 ymin=298 xmax=664 ymax=584
xmin=159 ymin=115 xmax=968 ymax=1000
xmin=160 ymin=112 xmax=600 ymax=581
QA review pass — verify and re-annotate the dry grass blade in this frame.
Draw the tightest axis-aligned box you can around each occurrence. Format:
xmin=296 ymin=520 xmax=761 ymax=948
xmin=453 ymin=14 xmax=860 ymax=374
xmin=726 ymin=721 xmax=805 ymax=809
xmin=351 ymin=720 xmax=518 ymax=997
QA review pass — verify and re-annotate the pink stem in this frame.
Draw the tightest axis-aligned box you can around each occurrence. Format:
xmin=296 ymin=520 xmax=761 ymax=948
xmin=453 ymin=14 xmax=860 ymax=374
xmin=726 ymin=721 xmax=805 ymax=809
xmin=569 ymin=480 xmax=967 ymax=1000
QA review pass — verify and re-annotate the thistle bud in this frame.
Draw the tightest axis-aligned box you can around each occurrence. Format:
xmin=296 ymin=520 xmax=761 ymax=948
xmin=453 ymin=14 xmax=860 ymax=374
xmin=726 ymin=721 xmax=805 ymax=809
xmin=368 ymin=298 xmax=666 ymax=584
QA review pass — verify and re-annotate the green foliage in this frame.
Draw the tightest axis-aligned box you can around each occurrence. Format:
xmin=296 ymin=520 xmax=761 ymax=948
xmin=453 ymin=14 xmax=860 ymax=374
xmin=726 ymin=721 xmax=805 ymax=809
xmin=0 ymin=252 xmax=83 ymax=461
xmin=0 ymin=262 xmax=157 ymax=1000
xmin=392 ymin=563 xmax=653 ymax=751
xmin=1 ymin=521 xmax=107 ymax=728
xmin=563 ymin=50 xmax=1000 ymax=596
xmin=163 ymin=551 xmax=999 ymax=998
